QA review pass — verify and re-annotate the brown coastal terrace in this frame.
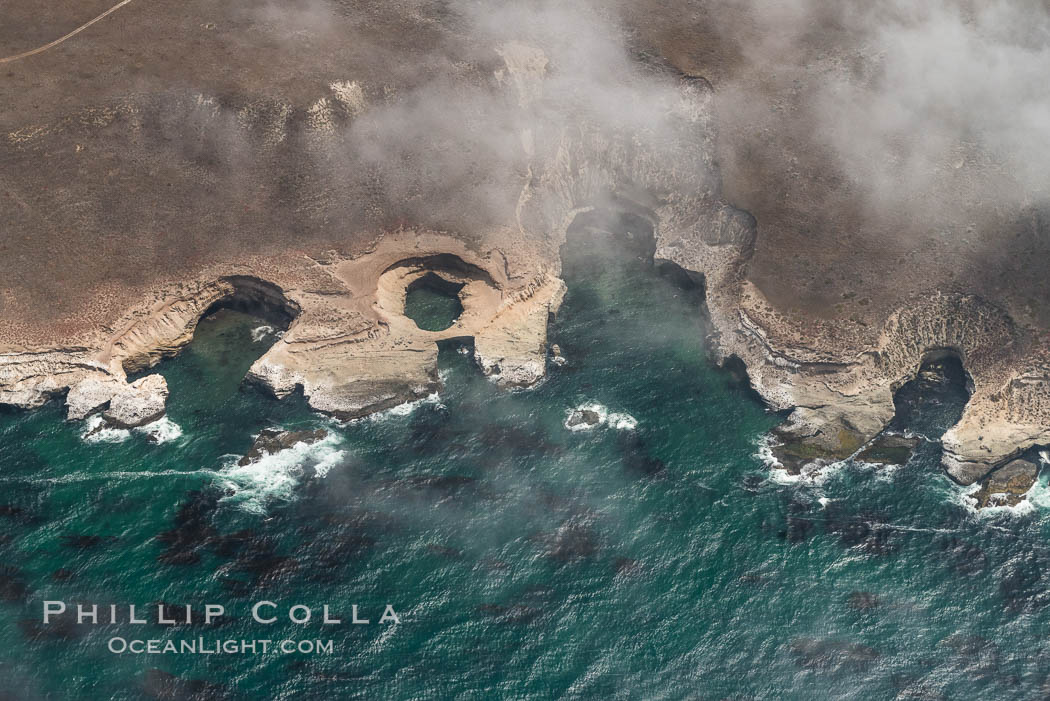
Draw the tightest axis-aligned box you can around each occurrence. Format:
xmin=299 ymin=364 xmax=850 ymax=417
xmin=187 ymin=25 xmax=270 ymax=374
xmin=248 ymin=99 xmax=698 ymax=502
xmin=3 ymin=0 xmax=1050 ymax=500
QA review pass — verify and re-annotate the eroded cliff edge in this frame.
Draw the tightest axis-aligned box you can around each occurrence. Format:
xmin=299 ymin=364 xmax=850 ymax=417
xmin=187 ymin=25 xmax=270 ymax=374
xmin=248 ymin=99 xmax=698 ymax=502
xmin=692 ymin=275 xmax=1050 ymax=487
xmin=3 ymin=1 xmax=1050 ymax=491
xmin=0 ymin=232 xmax=566 ymax=423
xmin=1 ymin=35 xmax=730 ymax=427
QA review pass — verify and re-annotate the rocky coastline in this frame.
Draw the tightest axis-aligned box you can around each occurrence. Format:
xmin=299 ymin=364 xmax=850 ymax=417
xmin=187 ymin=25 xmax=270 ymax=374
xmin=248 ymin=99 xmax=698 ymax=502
xmin=3 ymin=15 xmax=1049 ymax=505
xmin=0 ymin=231 xmax=565 ymax=424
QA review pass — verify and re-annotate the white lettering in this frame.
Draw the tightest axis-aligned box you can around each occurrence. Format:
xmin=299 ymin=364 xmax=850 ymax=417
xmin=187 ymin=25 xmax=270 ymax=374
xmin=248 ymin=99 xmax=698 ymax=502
xmin=252 ymin=601 xmax=277 ymax=624
xmin=205 ymin=604 xmax=224 ymax=624
xmin=289 ymin=605 xmax=311 ymax=624
xmin=77 ymin=604 xmax=97 ymax=624
xmin=380 ymin=605 xmax=400 ymax=624
xmin=157 ymin=604 xmax=175 ymax=625
xmin=43 ymin=601 xmax=66 ymax=624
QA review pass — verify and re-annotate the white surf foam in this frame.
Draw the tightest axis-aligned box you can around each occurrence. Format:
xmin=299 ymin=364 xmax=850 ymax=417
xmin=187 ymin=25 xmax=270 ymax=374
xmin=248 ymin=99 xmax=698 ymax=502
xmin=852 ymin=459 xmax=903 ymax=481
xmin=766 ymin=460 xmax=842 ymax=487
xmin=981 ymin=450 xmax=1050 ymax=515
xmin=81 ymin=415 xmax=183 ymax=445
xmin=1027 ymin=472 xmax=1050 ymax=512
xmin=755 ymin=433 xmax=844 ymax=486
xmin=0 ymin=469 xmax=214 ymax=485
xmin=607 ymin=412 xmax=638 ymax=431
xmin=949 ymin=450 xmax=1050 ymax=516
xmin=955 ymin=476 xmax=1040 ymax=517
xmin=755 ymin=433 xmax=781 ymax=470
xmin=134 ymin=417 xmax=183 ymax=444
xmin=354 ymin=393 xmax=442 ymax=423
xmin=217 ymin=429 xmax=346 ymax=514
xmin=250 ymin=325 xmax=279 ymax=343
xmin=81 ymin=415 xmax=131 ymax=444
xmin=564 ymin=402 xmax=637 ymax=432
xmin=954 ymin=482 xmax=982 ymax=512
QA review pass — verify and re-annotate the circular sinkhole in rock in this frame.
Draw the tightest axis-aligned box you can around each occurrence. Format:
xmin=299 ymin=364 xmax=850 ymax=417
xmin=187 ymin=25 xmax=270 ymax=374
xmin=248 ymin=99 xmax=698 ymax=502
xmin=404 ymin=272 xmax=465 ymax=332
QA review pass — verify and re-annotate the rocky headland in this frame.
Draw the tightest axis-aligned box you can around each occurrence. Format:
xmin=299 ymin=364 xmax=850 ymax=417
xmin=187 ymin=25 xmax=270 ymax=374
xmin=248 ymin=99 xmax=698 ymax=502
xmin=2 ymin=0 xmax=1050 ymax=502
xmin=0 ymin=231 xmax=566 ymax=422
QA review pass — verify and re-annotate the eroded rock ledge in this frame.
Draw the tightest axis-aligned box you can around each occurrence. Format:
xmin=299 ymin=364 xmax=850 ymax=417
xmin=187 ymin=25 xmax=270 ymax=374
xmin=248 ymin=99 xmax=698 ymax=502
xmin=0 ymin=232 xmax=565 ymax=422
xmin=248 ymin=233 xmax=566 ymax=417
xmin=1 ymin=40 xmax=729 ymax=428
xmin=687 ymin=270 xmax=1050 ymax=487
xmin=4 ymin=30 xmax=1050 ymax=491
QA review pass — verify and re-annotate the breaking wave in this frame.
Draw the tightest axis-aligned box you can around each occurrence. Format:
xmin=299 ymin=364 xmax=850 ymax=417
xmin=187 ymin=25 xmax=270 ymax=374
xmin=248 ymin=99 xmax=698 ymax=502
xmin=216 ymin=429 xmax=346 ymax=514
xmin=564 ymin=402 xmax=637 ymax=432
xmin=250 ymin=325 xmax=280 ymax=343
xmin=81 ymin=415 xmax=130 ymax=444
xmin=137 ymin=417 xmax=183 ymax=444
xmin=81 ymin=415 xmax=183 ymax=445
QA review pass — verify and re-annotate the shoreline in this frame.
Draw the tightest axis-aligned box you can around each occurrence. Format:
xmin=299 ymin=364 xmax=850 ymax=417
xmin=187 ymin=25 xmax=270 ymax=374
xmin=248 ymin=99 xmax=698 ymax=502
xmin=3 ymin=35 xmax=1050 ymax=503
xmin=7 ymin=210 xmax=1047 ymax=504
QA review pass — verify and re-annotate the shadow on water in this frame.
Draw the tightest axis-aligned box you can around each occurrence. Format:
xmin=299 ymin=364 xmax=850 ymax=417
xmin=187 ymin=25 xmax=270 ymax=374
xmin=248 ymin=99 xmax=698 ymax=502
xmin=136 ymin=306 xmax=311 ymax=431
xmin=561 ymin=206 xmax=658 ymax=274
xmin=404 ymin=273 xmax=465 ymax=332
xmin=887 ymin=353 xmax=972 ymax=440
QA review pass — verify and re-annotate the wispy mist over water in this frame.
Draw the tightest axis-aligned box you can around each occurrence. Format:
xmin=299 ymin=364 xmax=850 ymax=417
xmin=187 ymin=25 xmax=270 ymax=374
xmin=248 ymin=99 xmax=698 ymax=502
xmin=10 ymin=1 xmax=1050 ymax=696
xmin=5 ymin=229 xmax=1050 ymax=698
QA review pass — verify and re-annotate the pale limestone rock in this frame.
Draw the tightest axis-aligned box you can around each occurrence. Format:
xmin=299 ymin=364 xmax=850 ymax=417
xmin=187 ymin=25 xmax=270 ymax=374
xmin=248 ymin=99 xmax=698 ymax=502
xmin=66 ymin=375 xmax=124 ymax=420
xmin=0 ymin=350 xmax=109 ymax=410
xmin=103 ymin=375 xmax=169 ymax=428
xmin=4 ymin=52 xmax=1050 ymax=481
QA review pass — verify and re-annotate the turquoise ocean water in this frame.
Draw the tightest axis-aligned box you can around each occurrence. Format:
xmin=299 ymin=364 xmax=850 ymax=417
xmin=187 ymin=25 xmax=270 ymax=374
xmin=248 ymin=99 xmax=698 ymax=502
xmin=2 ymin=239 xmax=1050 ymax=699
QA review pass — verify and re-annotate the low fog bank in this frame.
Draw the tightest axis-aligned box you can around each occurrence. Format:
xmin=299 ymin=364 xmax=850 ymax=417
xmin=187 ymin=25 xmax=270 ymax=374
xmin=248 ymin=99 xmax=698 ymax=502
xmin=6 ymin=0 xmax=1050 ymax=327
xmin=710 ymin=0 xmax=1050 ymax=216
xmin=628 ymin=0 xmax=1050 ymax=319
